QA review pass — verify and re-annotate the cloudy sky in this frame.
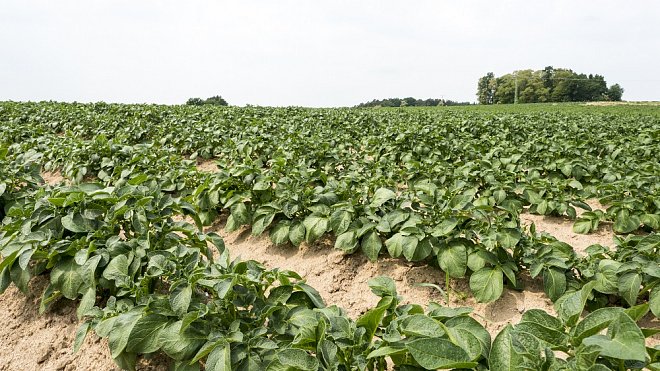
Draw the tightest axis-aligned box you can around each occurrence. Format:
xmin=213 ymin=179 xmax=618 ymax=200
xmin=1 ymin=1 xmax=658 ymax=106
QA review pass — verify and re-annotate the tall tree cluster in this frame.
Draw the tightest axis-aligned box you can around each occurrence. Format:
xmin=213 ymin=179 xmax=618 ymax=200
xmin=477 ymin=67 xmax=624 ymax=104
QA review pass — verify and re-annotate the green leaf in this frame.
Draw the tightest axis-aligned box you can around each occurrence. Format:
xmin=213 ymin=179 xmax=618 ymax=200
xmin=445 ymin=316 xmax=491 ymax=360
xmin=497 ymin=228 xmax=521 ymax=249
xmin=113 ymin=351 xmax=137 ymax=371
xmin=173 ymin=362 xmax=200 ymax=371
xmin=62 ymin=213 xmax=89 ymax=233
xmin=399 ymin=314 xmax=445 ymax=337
xmin=467 ymin=251 xmax=486 ymax=272
xmin=650 ymin=286 xmax=660 ymax=317
xmin=536 ymin=200 xmax=549 ymax=215
xmin=126 ymin=314 xmax=169 ymax=354
xmin=77 ymin=287 xmax=96 ymax=320
xmin=206 ymin=341 xmax=231 ymax=371
xmin=356 ymin=296 xmax=393 ymax=341
xmin=573 ymin=218 xmax=593 ymax=234
xmin=170 ymin=283 xmax=193 ymax=317
xmin=593 ymin=259 xmax=621 ymax=295
xmin=303 ymin=214 xmax=328 ymax=244
xmin=568 ymin=180 xmax=583 ymax=190
xmin=231 ymin=202 xmax=250 ymax=225
xmin=10 ymin=261 xmax=30 ymax=294
xmin=409 ymin=237 xmax=433 ymax=261
xmin=224 ymin=214 xmax=240 ymax=232
xmin=270 ymin=221 xmax=290 ymax=246
xmin=366 ymin=346 xmax=406 ymax=359
xmin=624 ymin=303 xmax=649 ymax=322
xmin=431 ymin=218 xmax=458 ymax=237
xmin=554 ymin=282 xmax=596 ymax=327
xmin=470 ymin=267 xmax=503 ymax=303
xmin=582 ymin=312 xmax=646 ymax=362
xmin=73 ymin=322 xmax=91 ymax=353
xmin=296 ymin=283 xmax=325 ymax=308
xmin=368 ymin=276 xmax=397 ymax=297
xmin=159 ymin=321 xmax=205 ymax=361
xmin=108 ymin=311 xmax=141 ymax=359
xmin=573 ymin=307 xmax=623 ymax=346
xmin=252 ymin=213 xmax=275 ymax=236
xmin=489 ymin=325 xmax=524 ymax=371
xmin=0 ymin=267 xmax=10 ymax=295
xmin=385 ymin=232 xmax=416 ymax=258
xmin=288 ymin=221 xmax=305 ymax=246
xmin=640 ymin=213 xmax=660 ymax=229
xmin=103 ymin=255 xmax=130 ymax=281
xmin=370 ymin=188 xmax=396 ymax=208
xmin=618 ymin=272 xmax=641 ymax=307
xmin=543 ymin=268 xmax=567 ymax=301
xmin=335 ymin=230 xmax=358 ymax=252
xmin=613 ymin=210 xmax=640 ymax=234
xmin=127 ymin=173 xmax=148 ymax=185
xmin=406 ymin=337 xmax=476 ymax=369
xmin=438 ymin=241 xmax=467 ymax=278
xmin=51 ymin=258 xmax=83 ymax=300
xmin=270 ymin=349 xmax=319 ymax=371
xmin=361 ymin=230 xmax=382 ymax=262
xmin=329 ymin=210 xmax=352 ymax=234
xmin=515 ymin=311 xmax=568 ymax=348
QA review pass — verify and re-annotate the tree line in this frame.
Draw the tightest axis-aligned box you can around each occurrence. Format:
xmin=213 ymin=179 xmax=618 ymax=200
xmin=477 ymin=67 xmax=624 ymax=104
xmin=356 ymin=97 xmax=472 ymax=108
xmin=186 ymin=95 xmax=228 ymax=106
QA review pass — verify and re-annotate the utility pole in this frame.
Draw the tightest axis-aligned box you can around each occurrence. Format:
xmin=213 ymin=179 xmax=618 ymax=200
xmin=514 ymin=72 xmax=518 ymax=104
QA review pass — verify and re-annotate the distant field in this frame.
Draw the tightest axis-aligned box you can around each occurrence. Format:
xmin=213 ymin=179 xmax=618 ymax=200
xmin=1 ymin=101 xmax=659 ymax=370
xmin=585 ymin=101 xmax=660 ymax=106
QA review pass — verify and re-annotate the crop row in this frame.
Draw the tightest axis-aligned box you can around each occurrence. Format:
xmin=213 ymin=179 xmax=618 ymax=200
xmin=1 ymin=102 xmax=658 ymax=309
xmin=0 ymin=147 xmax=658 ymax=370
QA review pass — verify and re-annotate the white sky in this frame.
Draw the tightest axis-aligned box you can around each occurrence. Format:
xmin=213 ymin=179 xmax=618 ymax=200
xmin=1 ymin=1 xmax=658 ymax=106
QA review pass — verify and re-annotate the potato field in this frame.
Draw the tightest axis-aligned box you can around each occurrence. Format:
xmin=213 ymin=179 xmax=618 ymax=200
xmin=0 ymin=102 xmax=659 ymax=370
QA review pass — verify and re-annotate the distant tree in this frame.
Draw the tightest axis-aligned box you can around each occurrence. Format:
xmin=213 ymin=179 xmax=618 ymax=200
xmin=550 ymin=69 xmax=577 ymax=102
xmin=607 ymin=84 xmax=624 ymax=101
xmin=477 ymin=72 xmax=495 ymax=104
xmin=493 ymin=74 xmax=516 ymax=104
xmin=186 ymin=95 xmax=229 ymax=106
xmin=186 ymin=97 xmax=204 ymax=106
xmin=541 ymin=66 xmax=555 ymax=91
xmin=356 ymin=97 xmax=471 ymax=108
xmin=402 ymin=97 xmax=417 ymax=107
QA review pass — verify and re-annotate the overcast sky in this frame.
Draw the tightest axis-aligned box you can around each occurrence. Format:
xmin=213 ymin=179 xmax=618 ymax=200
xmin=1 ymin=1 xmax=658 ymax=106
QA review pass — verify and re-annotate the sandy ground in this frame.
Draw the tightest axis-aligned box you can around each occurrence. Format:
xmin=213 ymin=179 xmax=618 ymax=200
xmin=196 ymin=159 xmax=219 ymax=173
xmin=0 ymin=278 xmax=169 ymax=371
xmin=520 ymin=199 xmax=614 ymax=255
xmin=42 ymin=171 xmax=65 ymax=185
xmin=0 ymin=177 xmax=655 ymax=369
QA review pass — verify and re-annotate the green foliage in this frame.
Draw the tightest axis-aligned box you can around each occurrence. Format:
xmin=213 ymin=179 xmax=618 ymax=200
xmin=1 ymin=102 xmax=659 ymax=370
xmin=607 ymin=84 xmax=625 ymax=101
xmin=356 ymin=97 xmax=472 ymax=107
xmin=186 ymin=95 xmax=228 ymax=106
xmin=478 ymin=67 xmax=624 ymax=104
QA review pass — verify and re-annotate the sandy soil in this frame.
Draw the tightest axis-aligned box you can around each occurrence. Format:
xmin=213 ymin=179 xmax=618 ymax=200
xmin=520 ymin=199 xmax=614 ymax=255
xmin=42 ymin=171 xmax=65 ymax=185
xmin=196 ymin=160 xmax=219 ymax=173
xmin=0 ymin=277 xmax=169 ymax=371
